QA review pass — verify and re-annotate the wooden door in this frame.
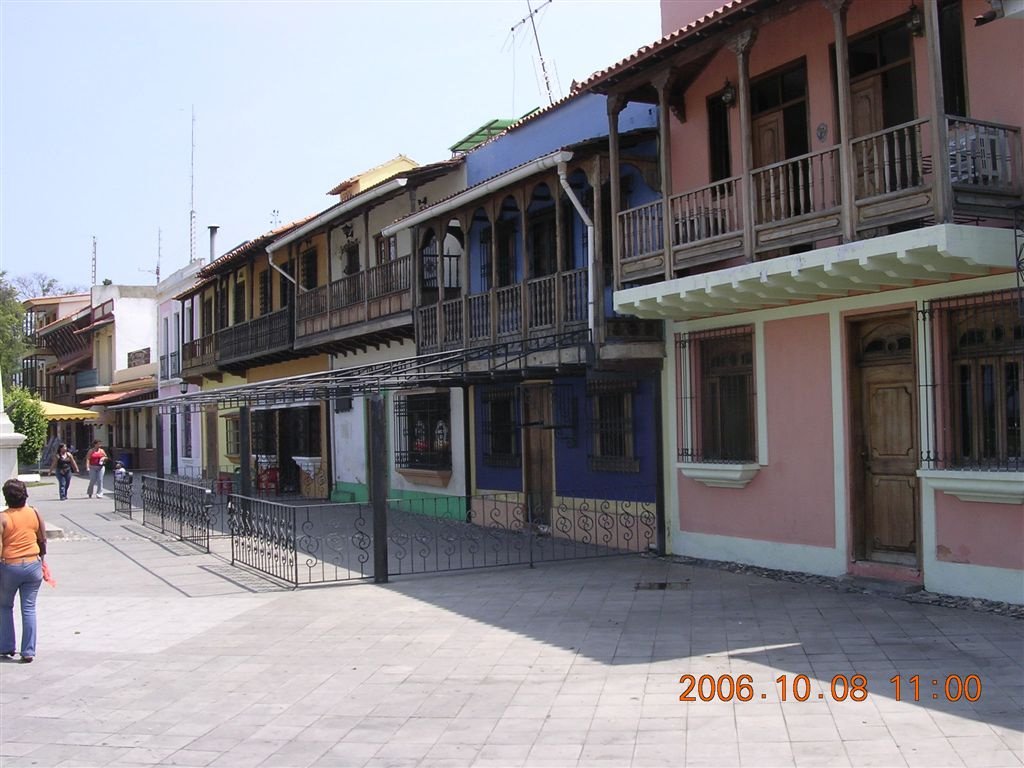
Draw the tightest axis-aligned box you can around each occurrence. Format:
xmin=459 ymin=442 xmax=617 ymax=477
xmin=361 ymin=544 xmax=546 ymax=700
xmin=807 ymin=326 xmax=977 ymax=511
xmin=851 ymin=316 xmax=919 ymax=562
xmin=522 ymin=383 xmax=553 ymax=527
xmin=753 ymin=111 xmax=786 ymax=223
xmin=851 ymin=76 xmax=884 ymax=197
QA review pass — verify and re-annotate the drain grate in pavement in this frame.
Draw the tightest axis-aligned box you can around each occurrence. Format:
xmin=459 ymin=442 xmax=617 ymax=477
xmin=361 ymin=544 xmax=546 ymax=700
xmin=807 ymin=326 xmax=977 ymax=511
xmin=635 ymin=581 xmax=689 ymax=590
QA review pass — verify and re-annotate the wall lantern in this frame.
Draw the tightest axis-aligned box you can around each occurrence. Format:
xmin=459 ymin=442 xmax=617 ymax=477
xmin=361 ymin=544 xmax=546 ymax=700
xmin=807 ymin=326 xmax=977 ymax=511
xmin=341 ymin=223 xmax=354 ymax=240
xmin=906 ymin=3 xmax=924 ymax=36
xmin=179 ymin=381 xmax=189 ymax=395
xmin=721 ymin=79 xmax=737 ymax=108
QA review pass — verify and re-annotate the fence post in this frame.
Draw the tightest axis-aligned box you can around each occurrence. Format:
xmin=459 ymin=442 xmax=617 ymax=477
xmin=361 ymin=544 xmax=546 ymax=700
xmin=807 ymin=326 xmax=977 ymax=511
xmin=156 ymin=409 xmax=165 ymax=479
xmin=239 ymin=405 xmax=252 ymax=499
xmin=369 ymin=394 xmax=389 ymax=584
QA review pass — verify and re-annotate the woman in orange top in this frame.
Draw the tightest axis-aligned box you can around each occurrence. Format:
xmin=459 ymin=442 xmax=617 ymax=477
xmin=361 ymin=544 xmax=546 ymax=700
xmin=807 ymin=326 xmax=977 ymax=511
xmin=0 ymin=479 xmax=45 ymax=663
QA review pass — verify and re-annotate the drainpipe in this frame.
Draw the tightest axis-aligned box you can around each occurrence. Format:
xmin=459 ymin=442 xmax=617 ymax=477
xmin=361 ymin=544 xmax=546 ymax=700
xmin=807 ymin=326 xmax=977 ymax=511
xmin=208 ymin=226 xmax=219 ymax=263
xmin=557 ymin=163 xmax=596 ymax=341
xmin=268 ymin=252 xmax=298 ymax=289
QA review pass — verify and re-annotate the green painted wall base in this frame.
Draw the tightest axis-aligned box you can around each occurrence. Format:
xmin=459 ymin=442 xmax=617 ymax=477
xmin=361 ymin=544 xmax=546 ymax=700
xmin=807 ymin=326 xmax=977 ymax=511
xmin=386 ymin=487 xmax=466 ymax=520
xmin=331 ymin=481 xmax=369 ymax=503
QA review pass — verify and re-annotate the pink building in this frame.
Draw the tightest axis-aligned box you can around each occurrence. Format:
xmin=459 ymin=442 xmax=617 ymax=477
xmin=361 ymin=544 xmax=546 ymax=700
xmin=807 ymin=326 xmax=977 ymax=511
xmin=583 ymin=0 xmax=1023 ymax=602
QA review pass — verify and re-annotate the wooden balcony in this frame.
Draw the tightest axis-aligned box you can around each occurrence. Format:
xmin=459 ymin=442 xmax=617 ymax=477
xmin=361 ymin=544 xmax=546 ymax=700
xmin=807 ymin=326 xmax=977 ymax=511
xmin=294 ymin=254 xmax=413 ymax=351
xmin=618 ymin=115 xmax=1024 ymax=284
xmin=181 ymin=334 xmax=217 ymax=377
xmin=218 ymin=306 xmax=294 ymax=369
xmin=417 ymin=268 xmax=592 ymax=354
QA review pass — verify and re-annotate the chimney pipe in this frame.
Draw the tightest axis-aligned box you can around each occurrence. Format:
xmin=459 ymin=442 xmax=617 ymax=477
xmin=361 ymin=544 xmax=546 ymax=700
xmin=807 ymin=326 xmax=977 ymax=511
xmin=208 ymin=225 xmax=219 ymax=263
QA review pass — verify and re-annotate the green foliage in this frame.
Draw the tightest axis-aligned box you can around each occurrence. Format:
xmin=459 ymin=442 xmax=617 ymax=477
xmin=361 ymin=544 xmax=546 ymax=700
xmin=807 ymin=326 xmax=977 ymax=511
xmin=0 ymin=271 xmax=25 ymax=390
xmin=5 ymin=387 xmax=47 ymax=466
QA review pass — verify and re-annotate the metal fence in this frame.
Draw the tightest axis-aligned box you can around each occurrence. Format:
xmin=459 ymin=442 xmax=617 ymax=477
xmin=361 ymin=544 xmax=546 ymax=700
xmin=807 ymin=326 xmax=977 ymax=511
xmin=224 ymin=490 xmax=656 ymax=586
xmin=113 ymin=474 xmax=135 ymax=517
xmin=227 ymin=496 xmax=373 ymax=586
xmin=140 ymin=476 xmax=214 ymax=553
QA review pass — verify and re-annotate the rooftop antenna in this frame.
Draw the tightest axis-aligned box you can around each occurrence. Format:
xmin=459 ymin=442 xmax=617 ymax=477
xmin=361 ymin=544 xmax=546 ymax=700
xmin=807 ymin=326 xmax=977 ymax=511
xmin=511 ymin=0 xmax=555 ymax=105
xmin=270 ymin=209 xmax=281 ymax=228
xmin=189 ymin=105 xmax=197 ymax=263
xmin=91 ymin=236 xmax=97 ymax=286
xmin=140 ymin=229 xmax=161 ymax=284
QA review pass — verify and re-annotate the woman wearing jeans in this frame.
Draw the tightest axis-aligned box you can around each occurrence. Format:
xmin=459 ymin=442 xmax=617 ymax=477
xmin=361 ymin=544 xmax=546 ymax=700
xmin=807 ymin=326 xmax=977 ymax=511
xmin=86 ymin=440 xmax=107 ymax=499
xmin=50 ymin=444 xmax=78 ymax=501
xmin=0 ymin=479 xmax=45 ymax=663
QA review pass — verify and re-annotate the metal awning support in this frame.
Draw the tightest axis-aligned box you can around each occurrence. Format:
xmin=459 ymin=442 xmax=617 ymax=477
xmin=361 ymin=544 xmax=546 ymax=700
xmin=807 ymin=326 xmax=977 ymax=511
xmin=109 ymin=329 xmax=592 ymax=414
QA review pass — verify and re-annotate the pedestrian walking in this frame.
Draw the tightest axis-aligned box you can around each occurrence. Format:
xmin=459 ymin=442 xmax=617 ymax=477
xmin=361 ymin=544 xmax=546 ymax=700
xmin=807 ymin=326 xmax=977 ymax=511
xmin=86 ymin=440 xmax=108 ymax=499
xmin=50 ymin=443 xmax=79 ymax=501
xmin=0 ymin=479 xmax=46 ymax=663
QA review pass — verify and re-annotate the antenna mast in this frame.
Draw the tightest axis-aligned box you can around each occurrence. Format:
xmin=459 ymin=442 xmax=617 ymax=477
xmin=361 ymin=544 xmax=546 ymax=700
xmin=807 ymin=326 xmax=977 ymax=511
xmin=189 ymin=106 xmax=196 ymax=263
xmin=91 ymin=236 xmax=97 ymax=285
xmin=141 ymin=229 xmax=162 ymax=284
xmin=512 ymin=0 xmax=555 ymax=105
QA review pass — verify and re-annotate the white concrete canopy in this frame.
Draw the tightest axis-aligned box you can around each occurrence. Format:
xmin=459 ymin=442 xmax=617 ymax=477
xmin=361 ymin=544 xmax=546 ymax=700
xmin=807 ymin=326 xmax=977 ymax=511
xmin=615 ymin=224 xmax=1017 ymax=321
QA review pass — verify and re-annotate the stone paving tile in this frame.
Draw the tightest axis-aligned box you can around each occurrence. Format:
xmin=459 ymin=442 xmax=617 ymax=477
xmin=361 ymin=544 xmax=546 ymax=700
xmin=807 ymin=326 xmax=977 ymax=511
xmin=1 ymin=482 xmax=1022 ymax=767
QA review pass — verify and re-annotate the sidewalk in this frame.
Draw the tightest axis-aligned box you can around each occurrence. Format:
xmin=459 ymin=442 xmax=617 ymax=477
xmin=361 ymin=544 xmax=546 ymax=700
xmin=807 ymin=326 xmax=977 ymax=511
xmin=0 ymin=478 xmax=1021 ymax=767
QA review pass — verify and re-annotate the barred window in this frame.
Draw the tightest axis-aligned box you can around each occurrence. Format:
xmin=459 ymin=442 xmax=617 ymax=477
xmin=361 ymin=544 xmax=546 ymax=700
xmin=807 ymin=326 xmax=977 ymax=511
xmin=232 ymin=276 xmax=246 ymax=325
xmin=182 ymin=407 xmax=192 ymax=459
xmin=258 ymin=269 xmax=271 ymax=316
xmin=587 ymin=379 xmax=640 ymax=473
xmin=395 ymin=393 xmax=452 ymax=470
xmin=926 ymin=290 xmax=1022 ymax=470
xmin=224 ymin=416 xmax=241 ymax=456
xmin=481 ymin=386 xmax=519 ymax=467
xmin=301 ymin=249 xmax=318 ymax=290
xmin=677 ymin=326 xmax=756 ymax=462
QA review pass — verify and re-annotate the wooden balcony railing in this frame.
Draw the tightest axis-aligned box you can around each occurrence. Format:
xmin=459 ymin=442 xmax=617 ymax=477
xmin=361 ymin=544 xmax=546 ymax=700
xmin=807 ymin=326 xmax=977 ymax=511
xmin=851 ymin=118 xmax=929 ymax=200
xmin=947 ymin=116 xmax=1022 ymax=195
xmin=296 ymin=255 xmax=413 ymax=341
xmin=418 ymin=268 xmax=592 ymax=353
xmin=617 ymin=113 xmax=1023 ymax=284
xmin=182 ymin=334 xmax=217 ymax=373
xmin=218 ymin=306 xmax=293 ymax=365
xmin=670 ymin=176 xmax=743 ymax=246
xmin=752 ymin=146 xmax=840 ymax=225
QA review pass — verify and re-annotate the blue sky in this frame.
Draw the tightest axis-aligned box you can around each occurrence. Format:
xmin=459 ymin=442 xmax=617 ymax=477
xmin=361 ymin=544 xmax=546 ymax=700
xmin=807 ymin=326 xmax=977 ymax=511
xmin=0 ymin=0 xmax=661 ymax=290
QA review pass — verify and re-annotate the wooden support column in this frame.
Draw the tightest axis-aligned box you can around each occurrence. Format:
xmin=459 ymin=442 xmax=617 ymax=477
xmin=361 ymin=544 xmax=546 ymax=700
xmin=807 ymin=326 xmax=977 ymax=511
xmin=729 ymin=28 xmax=758 ymax=262
xmin=490 ymin=201 xmax=499 ymax=346
xmin=654 ymin=72 xmax=676 ymax=282
xmin=591 ymin=157 xmax=605 ymax=346
xmin=155 ymin=406 xmax=165 ymax=479
xmin=459 ymin=213 xmax=470 ymax=344
xmin=607 ymin=95 xmax=624 ymax=290
xmin=553 ymin=172 xmax=564 ymax=334
xmin=825 ymin=0 xmax=856 ymax=241
xmin=519 ymin=193 xmax=528 ymax=344
xmin=368 ymin=393 xmax=389 ymax=583
xmin=923 ymin=0 xmax=952 ymax=223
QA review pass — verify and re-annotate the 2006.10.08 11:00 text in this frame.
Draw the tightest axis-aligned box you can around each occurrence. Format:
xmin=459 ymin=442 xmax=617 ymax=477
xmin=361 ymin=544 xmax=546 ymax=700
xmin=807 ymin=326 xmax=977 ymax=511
xmin=679 ymin=674 xmax=983 ymax=702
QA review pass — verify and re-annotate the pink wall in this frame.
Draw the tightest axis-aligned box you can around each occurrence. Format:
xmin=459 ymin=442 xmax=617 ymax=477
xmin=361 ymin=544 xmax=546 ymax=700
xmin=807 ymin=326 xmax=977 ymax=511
xmin=678 ymin=314 xmax=835 ymax=547
xmin=934 ymin=493 xmax=1024 ymax=570
xmin=664 ymin=0 xmax=1024 ymax=197
xmin=661 ymin=0 xmax=730 ymax=36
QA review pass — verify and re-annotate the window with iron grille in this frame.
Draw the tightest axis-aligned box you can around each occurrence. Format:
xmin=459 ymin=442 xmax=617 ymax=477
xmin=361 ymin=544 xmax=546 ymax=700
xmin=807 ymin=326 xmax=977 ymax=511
xmin=375 ymin=234 xmax=397 ymax=264
xmin=481 ymin=386 xmax=519 ymax=467
xmin=923 ymin=290 xmax=1022 ymax=470
xmin=677 ymin=326 xmax=756 ymax=463
xmin=587 ymin=379 xmax=640 ymax=473
xmin=394 ymin=393 xmax=451 ymax=470
xmin=258 ymin=269 xmax=271 ymax=316
xmin=479 ymin=226 xmax=492 ymax=290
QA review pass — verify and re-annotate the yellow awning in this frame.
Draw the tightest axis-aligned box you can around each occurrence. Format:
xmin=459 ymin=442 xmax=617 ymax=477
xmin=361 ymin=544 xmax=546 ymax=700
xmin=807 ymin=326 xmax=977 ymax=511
xmin=38 ymin=400 xmax=100 ymax=422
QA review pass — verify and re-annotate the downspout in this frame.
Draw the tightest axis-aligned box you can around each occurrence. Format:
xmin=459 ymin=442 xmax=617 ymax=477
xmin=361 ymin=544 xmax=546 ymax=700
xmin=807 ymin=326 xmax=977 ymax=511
xmin=267 ymin=252 xmax=299 ymax=290
xmin=557 ymin=163 xmax=596 ymax=341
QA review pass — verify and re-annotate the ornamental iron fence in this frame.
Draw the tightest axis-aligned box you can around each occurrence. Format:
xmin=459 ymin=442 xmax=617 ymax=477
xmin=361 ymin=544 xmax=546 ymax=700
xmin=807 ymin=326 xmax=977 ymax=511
xmin=113 ymin=473 xmax=135 ymax=517
xmin=140 ymin=475 xmax=213 ymax=553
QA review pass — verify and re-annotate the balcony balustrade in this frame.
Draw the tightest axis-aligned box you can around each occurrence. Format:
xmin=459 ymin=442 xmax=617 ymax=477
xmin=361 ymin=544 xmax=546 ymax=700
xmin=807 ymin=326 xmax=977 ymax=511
xmin=417 ymin=268 xmax=593 ymax=353
xmin=618 ymin=115 xmax=1023 ymax=284
xmin=218 ymin=306 xmax=293 ymax=366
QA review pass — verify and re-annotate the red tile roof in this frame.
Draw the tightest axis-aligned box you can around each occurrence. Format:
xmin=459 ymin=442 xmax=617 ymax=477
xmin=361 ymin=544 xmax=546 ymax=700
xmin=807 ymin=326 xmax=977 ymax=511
xmin=80 ymin=387 xmax=156 ymax=406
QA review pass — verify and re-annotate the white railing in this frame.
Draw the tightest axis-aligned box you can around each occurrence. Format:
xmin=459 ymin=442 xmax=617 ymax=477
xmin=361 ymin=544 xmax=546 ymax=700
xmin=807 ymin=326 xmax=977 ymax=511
xmin=669 ymin=176 xmax=742 ymax=246
xmin=752 ymin=146 xmax=840 ymax=225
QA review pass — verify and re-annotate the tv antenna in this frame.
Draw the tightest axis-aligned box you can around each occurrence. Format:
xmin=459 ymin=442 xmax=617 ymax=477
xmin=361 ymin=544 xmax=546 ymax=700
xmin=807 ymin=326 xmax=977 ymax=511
xmin=140 ymin=229 xmax=161 ymax=284
xmin=510 ymin=0 xmax=555 ymax=105
xmin=91 ymin=236 xmax=97 ymax=286
xmin=189 ymin=105 xmax=197 ymax=263
xmin=271 ymin=209 xmax=281 ymax=228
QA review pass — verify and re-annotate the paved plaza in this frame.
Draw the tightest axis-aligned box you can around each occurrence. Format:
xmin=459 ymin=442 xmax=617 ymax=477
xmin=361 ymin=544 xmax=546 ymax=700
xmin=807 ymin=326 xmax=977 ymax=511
xmin=0 ymin=478 xmax=1021 ymax=768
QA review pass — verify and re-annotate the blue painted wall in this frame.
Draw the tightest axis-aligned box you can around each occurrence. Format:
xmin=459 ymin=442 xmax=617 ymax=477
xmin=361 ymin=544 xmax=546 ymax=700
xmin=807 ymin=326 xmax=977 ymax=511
xmin=554 ymin=376 xmax=658 ymax=502
xmin=467 ymin=94 xmax=658 ymax=186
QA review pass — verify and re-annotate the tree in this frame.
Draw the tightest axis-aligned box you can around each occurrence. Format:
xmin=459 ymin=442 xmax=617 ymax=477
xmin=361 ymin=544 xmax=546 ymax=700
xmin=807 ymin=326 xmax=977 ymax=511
xmin=5 ymin=387 xmax=47 ymax=467
xmin=0 ymin=271 xmax=25 ymax=390
xmin=12 ymin=272 xmax=85 ymax=300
